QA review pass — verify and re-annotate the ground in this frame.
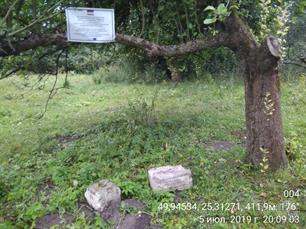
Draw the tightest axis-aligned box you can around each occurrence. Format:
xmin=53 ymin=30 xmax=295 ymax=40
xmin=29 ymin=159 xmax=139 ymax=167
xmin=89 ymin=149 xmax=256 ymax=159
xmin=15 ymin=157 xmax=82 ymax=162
xmin=0 ymin=74 xmax=305 ymax=229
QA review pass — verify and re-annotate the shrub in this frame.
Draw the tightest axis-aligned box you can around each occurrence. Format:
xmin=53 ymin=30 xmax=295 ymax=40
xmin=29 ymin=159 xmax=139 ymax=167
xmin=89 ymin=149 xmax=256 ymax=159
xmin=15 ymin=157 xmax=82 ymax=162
xmin=93 ymin=58 xmax=167 ymax=84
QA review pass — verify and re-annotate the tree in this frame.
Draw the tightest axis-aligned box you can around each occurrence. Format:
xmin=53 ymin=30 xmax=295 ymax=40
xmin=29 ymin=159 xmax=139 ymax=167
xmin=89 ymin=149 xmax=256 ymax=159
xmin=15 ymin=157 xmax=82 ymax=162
xmin=283 ymin=2 xmax=306 ymax=70
xmin=1 ymin=0 xmax=302 ymax=170
xmin=117 ymin=14 xmax=288 ymax=170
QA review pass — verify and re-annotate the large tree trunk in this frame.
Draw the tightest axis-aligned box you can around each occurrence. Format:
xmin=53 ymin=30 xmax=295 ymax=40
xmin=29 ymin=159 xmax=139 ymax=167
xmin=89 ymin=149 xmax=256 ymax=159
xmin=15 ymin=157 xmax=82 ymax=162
xmin=244 ymin=37 xmax=288 ymax=170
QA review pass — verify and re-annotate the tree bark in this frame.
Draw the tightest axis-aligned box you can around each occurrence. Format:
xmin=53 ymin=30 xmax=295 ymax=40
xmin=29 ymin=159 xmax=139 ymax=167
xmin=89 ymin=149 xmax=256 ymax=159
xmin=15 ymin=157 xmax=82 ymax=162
xmin=0 ymin=34 xmax=67 ymax=57
xmin=244 ymin=37 xmax=287 ymax=170
xmin=115 ymin=33 xmax=231 ymax=57
xmin=223 ymin=15 xmax=288 ymax=170
xmin=0 ymin=32 xmax=230 ymax=58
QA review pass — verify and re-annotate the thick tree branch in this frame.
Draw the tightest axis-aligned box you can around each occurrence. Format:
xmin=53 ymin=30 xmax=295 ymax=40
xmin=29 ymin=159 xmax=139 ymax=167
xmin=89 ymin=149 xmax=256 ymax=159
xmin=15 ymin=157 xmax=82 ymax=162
xmin=0 ymin=34 xmax=67 ymax=57
xmin=116 ymin=33 xmax=231 ymax=57
xmin=0 ymin=32 xmax=232 ymax=58
xmin=0 ymin=14 xmax=256 ymax=59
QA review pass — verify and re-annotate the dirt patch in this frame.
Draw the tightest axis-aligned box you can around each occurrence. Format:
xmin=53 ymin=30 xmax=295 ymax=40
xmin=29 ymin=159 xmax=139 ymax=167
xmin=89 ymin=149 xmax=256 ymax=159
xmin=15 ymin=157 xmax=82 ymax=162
xmin=122 ymin=199 xmax=146 ymax=211
xmin=206 ymin=140 xmax=236 ymax=150
xmin=53 ymin=127 xmax=102 ymax=150
xmin=51 ymin=132 xmax=85 ymax=150
xmin=77 ymin=200 xmax=162 ymax=229
xmin=78 ymin=202 xmax=96 ymax=220
xmin=118 ymin=213 xmax=151 ymax=229
xmin=38 ymin=178 xmax=56 ymax=197
xmin=35 ymin=213 xmax=74 ymax=229
xmin=56 ymin=133 xmax=83 ymax=145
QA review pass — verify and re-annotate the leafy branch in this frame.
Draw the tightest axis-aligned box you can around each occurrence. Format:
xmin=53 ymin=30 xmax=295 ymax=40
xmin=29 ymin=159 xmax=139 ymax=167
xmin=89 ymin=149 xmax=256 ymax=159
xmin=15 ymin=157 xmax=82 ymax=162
xmin=7 ymin=0 xmax=63 ymax=37
xmin=203 ymin=3 xmax=230 ymax=25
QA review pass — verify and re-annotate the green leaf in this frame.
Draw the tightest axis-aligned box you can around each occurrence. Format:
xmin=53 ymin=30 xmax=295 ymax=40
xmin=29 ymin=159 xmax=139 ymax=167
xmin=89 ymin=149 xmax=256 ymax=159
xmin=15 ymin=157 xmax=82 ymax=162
xmin=204 ymin=17 xmax=217 ymax=25
xmin=216 ymin=4 xmax=227 ymax=15
xmin=229 ymin=4 xmax=240 ymax=11
xmin=204 ymin=6 xmax=215 ymax=11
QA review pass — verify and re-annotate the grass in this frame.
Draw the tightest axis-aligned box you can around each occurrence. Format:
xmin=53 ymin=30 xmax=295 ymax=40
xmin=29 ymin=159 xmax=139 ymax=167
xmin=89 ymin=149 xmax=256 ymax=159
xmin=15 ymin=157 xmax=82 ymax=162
xmin=0 ymin=73 xmax=305 ymax=229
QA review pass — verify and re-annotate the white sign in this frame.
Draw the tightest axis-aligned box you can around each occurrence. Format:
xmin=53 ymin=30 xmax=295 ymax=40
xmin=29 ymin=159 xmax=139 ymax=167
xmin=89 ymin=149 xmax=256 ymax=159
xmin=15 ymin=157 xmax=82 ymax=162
xmin=65 ymin=7 xmax=115 ymax=43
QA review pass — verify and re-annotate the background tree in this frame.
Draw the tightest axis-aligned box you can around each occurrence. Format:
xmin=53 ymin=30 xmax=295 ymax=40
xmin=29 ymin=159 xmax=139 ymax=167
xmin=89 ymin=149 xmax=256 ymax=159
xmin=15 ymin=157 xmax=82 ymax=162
xmin=282 ymin=1 xmax=306 ymax=71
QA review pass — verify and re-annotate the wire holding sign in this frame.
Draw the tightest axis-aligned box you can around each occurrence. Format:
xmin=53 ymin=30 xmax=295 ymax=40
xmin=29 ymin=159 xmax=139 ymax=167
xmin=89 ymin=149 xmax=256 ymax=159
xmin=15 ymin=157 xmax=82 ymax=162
xmin=65 ymin=7 xmax=115 ymax=43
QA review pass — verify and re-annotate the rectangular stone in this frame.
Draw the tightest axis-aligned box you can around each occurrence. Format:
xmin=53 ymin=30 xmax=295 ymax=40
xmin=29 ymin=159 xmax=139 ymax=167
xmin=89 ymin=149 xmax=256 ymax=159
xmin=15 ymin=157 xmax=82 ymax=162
xmin=148 ymin=165 xmax=192 ymax=192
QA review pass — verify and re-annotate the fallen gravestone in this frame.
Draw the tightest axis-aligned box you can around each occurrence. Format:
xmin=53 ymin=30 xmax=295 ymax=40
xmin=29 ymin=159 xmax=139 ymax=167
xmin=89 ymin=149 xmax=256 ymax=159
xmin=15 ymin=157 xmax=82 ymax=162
xmin=148 ymin=165 xmax=192 ymax=192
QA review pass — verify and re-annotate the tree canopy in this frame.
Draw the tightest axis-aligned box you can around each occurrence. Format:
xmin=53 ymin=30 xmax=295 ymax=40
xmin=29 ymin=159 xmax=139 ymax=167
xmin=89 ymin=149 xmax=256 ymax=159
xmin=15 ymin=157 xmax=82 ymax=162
xmin=0 ymin=0 xmax=304 ymax=79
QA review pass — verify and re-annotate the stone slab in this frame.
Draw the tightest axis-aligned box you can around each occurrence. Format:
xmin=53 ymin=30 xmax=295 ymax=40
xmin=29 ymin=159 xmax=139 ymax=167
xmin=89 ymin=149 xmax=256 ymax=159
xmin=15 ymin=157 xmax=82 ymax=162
xmin=148 ymin=165 xmax=192 ymax=192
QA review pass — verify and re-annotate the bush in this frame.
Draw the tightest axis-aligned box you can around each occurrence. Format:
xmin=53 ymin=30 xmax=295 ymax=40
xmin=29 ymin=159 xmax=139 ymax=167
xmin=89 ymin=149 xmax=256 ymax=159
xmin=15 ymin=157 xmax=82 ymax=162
xmin=120 ymin=98 xmax=158 ymax=127
xmin=93 ymin=58 xmax=167 ymax=84
xmin=93 ymin=61 xmax=137 ymax=84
